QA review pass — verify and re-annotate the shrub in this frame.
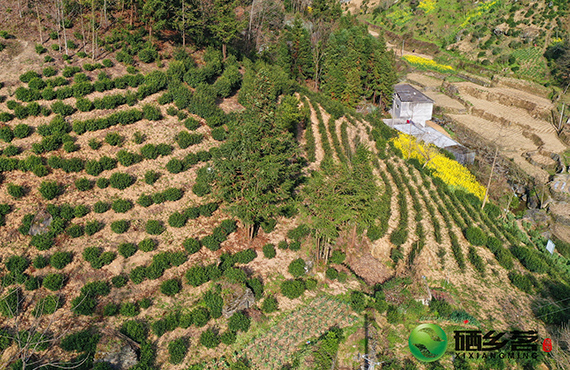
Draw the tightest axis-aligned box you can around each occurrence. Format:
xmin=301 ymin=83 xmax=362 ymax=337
xmin=166 ymin=158 xmax=185 ymax=174
xmin=281 ymin=279 xmax=305 ymax=299
xmin=350 ymin=291 xmax=367 ymax=312
xmin=50 ymin=252 xmax=72 ymax=270
xmin=139 ymin=297 xmax=151 ymax=309
xmin=144 ymin=170 xmax=160 ymax=185
xmin=192 ymin=182 xmax=211 ymax=197
xmin=76 ymin=97 xmax=93 ymax=112
xmin=120 ymin=302 xmax=140 ymax=317
xmin=211 ymin=127 xmax=227 ymax=141
xmin=75 ymin=177 xmax=93 ymax=191
xmin=112 ymin=274 xmax=129 ymax=288
xmin=262 ymin=296 xmax=278 ymax=313
xmin=51 ymin=101 xmax=75 ymax=116
xmin=118 ymin=243 xmax=138 ymax=258
xmin=228 ymin=311 xmax=250 ymax=333
xmin=13 ymin=124 xmax=31 ymax=139
xmin=169 ymin=212 xmax=188 ymax=228
xmin=142 ymin=104 xmax=161 ymax=120
xmin=109 ymin=172 xmax=135 ymax=190
xmin=96 ymin=177 xmax=109 ymax=189
xmin=330 ymin=250 xmax=346 ymax=264
xmin=33 ymin=255 xmax=49 ymax=269
xmin=200 ymin=329 xmax=220 ymax=349
xmin=103 ymin=303 xmax=119 ymax=316
xmin=20 ymin=71 xmax=40 ymax=83
xmin=121 ymin=320 xmax=147 ymax=343
xmin=66 ymin=224 xmax=84 ymax=238
xmin=465 ymin=227 xmax=487 ymax=246
xmin=201 ymin=235 xmax=220 ymax=251
xmin=7 ymin=184 xmax=25 ymax=198
xmin=288 ymin=259 xmax=305 ymax=277
xmin=85 ymin=221 xmax=103 ymax=236
xmin=262 ymin=244 xmax=276 ymax=259
xmin=74 ymin=204 xmax=90 ymax=218
xmin=88 ymin=138 xmax=101 ymax=150
xmin=161 ymin=279 xmax=182 ymax=296
xmin=111 ymin=220 xmax=130 ymax=234
xmin=168 ymin=337 xmax=188 ymax=365
xmin=39 ymin=181 xmax=63 ymax=200
xmin=130 ymin=266 xmax=147 ymax=284
xmin=112 ymin=199 xmax=133 ymax=213
xmin=184 ymin=118 xmax=201 ymax=130
xmin=138 ymin=48 xmax=158 ymax=63
xmin=139 ymin=238 xmax=157 ymax=252
xmin=176 ymin=131 xmax=203 ymax=149
xmin=326 ymin=267 xmax=338 ymax=280
xmin=94 ymin=201 xmax=110 ymax=213
xmin=0 ymin=126 xmax=13 ymax=142
xmin=163 ymin=187 xmax=183 ymax=201
xmin=105 ymin=132 xmax=123 ymax=146
xmin=146 ymin=220 xmax=165 ymax=235
xmin=43 ymin=273 xmax=65 ymax=291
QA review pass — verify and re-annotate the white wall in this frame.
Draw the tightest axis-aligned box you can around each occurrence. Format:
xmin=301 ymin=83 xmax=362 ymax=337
xmin=394 ymin=98 xmax=433 ymax=127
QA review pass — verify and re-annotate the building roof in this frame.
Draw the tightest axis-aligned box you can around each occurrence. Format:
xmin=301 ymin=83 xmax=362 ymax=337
xmin=394 ymin=84 xmax=434 ymax=104
xmin=391 ymin=123 xmax=460 ymax=149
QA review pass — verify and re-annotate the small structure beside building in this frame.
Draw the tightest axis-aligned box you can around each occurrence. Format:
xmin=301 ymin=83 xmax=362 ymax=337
xmin=393 ymin=84 xmax=434 ymax=127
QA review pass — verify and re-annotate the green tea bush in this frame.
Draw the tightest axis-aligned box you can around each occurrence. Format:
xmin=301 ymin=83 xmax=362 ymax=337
xmin=111 ymin=220 xmax=130 ymax=234
xmin=161 ymin=279 xmax=182 ymax=296
xmin=7 ymin=184 xmax=25 ymax=198
xmin=75 ymin=177 xmax=93 ymax=191
xmin=142 ymin=104 xmax=161 ymax=120
xmin=120 ymin=302 xmax=140 ymax=317
xmin=168 ymin=212 xmax=187 ymax=228
xmin=168 ymin=337 xmax=188 ymax=365
xmin=200 ymin=329 xmax=220 ymax=349
xmin=109 ymin=172 xmax=135 ymax=190
xmin=51 ymin=101 xmax=75 ymax=116
xmin=465 ymin=227 xmax=487 ymax=246
xmin=201 ymin=235 xmax=220 ymax=251
xmin=66 ymin=224 xmax=84 ymax=238
xmin=228 ymin=311 xmax=250 ymax=333
xmin=146 ymin=220 xmax=165 ymax=235
xmin=50 ymin=252 xmax=72 ymax=269
xmin=105 ymin=132 xmax=123 ymax=146
xmin=13 ymin=124 xmax=31 ymax=139
xmin=281 ymin=279 xmax=305 ymax=299
xmin=262 ymin=244 xmax=276 ymax=259
xmin=262 ymin=296 xmax=278 ymax=313
xmin=85 ymin=220 xmax=103 ymax=236
xmin=112 ymin=275 xmax=129 ymax=288
xmin=39 ymin=181 xmax=63 ymax=200
xmin=118 ymin=243 xmax=138 ymax=258
xmin=94 ymin=201 xmax=110 ymax=213
xmin=112 ymin=199 xmax=133 ymax=213
xmin=120 ymin=320 xmax=147 ymax=343
xmin=33 ymin=255 xmax=49 ymax=269
xmin=43 ymin=273 xmax=65 ymax=291
xmin=139 ymin=238 xmax=157 ymax=252
xmin=144 ymin=170 xmax=160 ymax=184
xmin=184 ymin=118 xmax=201 ymax=130
xmin=137 ymin=194 xmax=153 ymax=207
xmin=288 ymin=258 xmax=305 ymax=277
xmin=176 ymin=131 xmax=203 ymax=149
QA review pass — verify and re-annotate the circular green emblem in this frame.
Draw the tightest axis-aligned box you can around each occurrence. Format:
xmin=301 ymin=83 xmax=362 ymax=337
xmin=408 ymin=323 xmax=448 ymax=362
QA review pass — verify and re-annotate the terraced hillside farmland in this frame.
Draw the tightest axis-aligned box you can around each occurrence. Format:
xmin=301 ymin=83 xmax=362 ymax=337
xmin=403 ymin=70 xmax=567 ymax=183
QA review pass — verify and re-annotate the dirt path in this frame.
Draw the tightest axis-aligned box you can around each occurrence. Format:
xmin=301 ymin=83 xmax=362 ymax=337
xmin=307 ymin=103 xmax=325 ymax=170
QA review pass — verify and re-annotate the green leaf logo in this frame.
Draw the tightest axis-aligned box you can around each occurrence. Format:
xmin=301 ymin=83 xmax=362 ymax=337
xmin=408 ymin=323 xmax=448 ymax=362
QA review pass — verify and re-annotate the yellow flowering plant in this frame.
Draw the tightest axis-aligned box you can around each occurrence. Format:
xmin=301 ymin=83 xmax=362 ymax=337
xmin=392 ymin=133 xmax=486 ymax=199
xmin=402 ymin=55 xmax=454 ymax=73
xmin=418 ymin=0 xmax=437 ymax=14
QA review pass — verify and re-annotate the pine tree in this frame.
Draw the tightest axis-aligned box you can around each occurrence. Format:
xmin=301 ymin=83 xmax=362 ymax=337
xmin=288 ymin=16 xmax=314 ymax=81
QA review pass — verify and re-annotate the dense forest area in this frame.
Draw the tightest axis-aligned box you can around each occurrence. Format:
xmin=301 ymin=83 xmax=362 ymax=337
xmin=1 ymin=0 xmax=397 ymax=108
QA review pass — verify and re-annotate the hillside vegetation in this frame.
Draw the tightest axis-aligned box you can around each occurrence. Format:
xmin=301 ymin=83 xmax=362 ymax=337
xmin=0 ymin=1 xmax=568 ymax=369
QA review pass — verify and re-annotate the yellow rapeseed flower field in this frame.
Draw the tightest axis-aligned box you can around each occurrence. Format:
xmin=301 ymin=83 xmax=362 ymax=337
xmin=402 ymin=55 xmax=454 ymax=73
xmin=418 ymin=0 xmax=437 ymax=14
xmin=392 ymin=133 xmax=486 ymax=200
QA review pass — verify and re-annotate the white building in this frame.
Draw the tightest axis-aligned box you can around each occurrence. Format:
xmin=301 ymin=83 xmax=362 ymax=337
xmin=393 ymin=84 xmax=434 ymax=127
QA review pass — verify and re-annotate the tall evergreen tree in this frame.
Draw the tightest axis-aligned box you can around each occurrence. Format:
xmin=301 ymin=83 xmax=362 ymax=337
xmin=288 ymin=16 xmax=314 ymax=81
